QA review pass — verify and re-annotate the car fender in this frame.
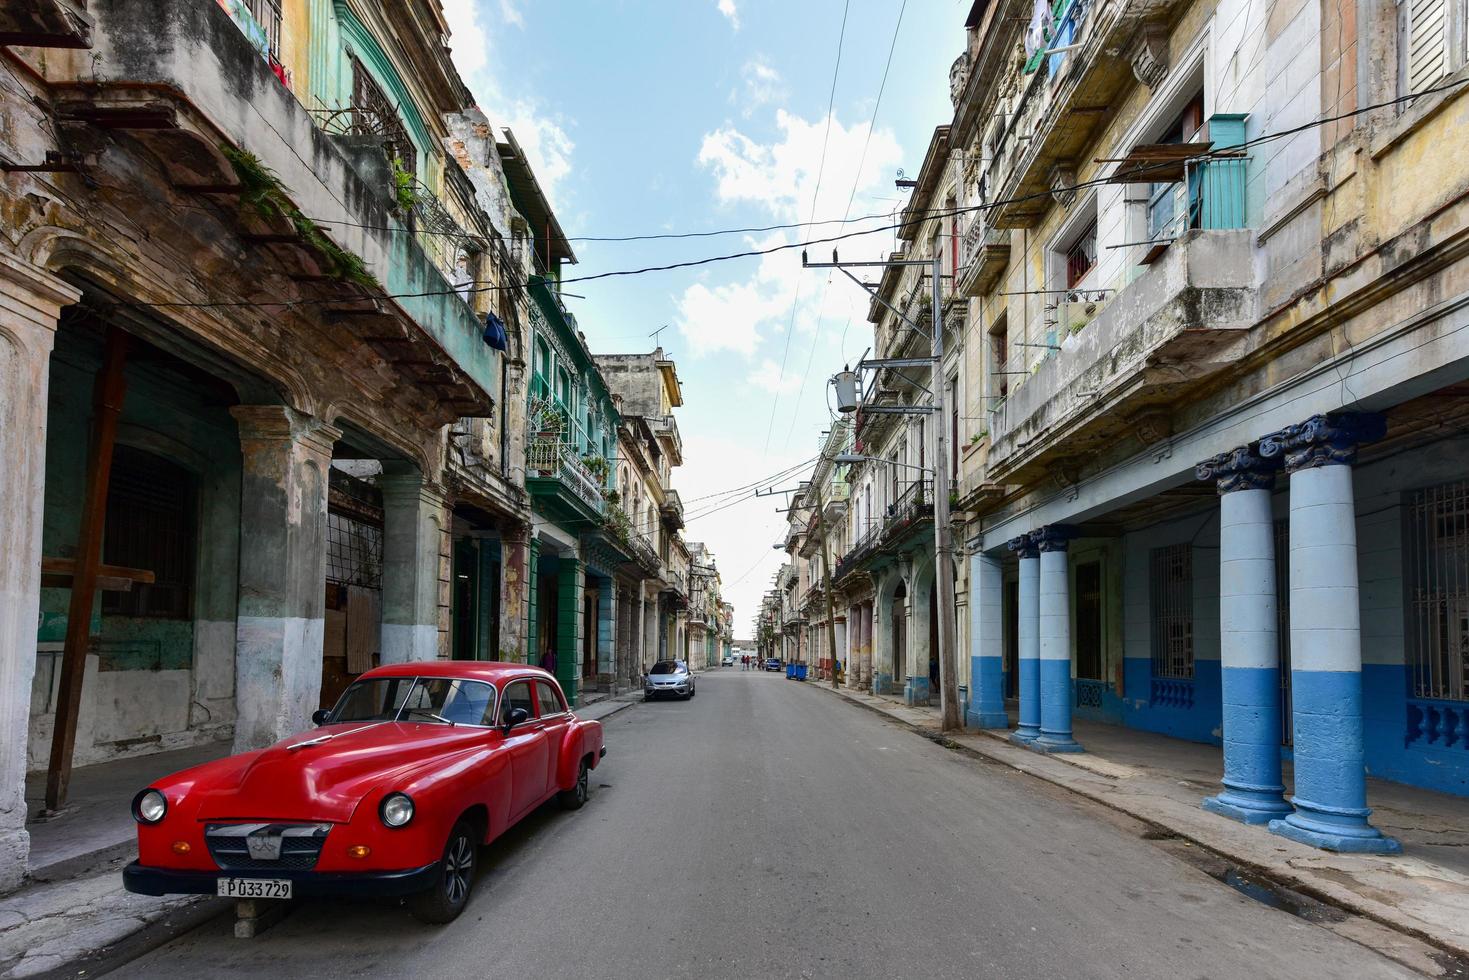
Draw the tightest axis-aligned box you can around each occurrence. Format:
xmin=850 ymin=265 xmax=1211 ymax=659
xmin=555 ymin=719 xmax=604 ymax=791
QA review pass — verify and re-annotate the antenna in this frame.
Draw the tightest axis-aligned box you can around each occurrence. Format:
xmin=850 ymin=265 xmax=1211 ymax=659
xmin=650 ymin=324 xmax=669 ymax=347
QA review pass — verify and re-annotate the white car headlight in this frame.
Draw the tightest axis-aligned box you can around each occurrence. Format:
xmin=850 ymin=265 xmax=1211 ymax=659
xmin=380 ymin=792 xmax=414 ymax=828
xmin=133 ymin=789 xmax=167 ymax=824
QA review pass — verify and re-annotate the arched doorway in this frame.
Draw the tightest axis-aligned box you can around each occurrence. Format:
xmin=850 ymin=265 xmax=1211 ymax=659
xmin=891 ymin=581 xmax=907 ymax=684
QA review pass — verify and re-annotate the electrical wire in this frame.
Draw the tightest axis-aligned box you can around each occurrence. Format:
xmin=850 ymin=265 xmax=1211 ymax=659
xmin=54 ymin=75 xmax=1463 ymax=316
xmin=761 ymin=0 xmax=852 ymax=457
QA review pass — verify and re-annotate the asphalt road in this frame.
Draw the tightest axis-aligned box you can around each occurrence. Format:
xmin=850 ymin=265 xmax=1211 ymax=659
xmin=110 ymin=670 xmax=1417 ymax=980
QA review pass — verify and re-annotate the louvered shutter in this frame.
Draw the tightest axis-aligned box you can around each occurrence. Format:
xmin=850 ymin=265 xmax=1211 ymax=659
xmin=1408 ymin=0 xmax=1449 ymax=94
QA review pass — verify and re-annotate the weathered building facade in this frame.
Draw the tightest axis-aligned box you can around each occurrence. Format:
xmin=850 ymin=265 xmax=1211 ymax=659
xmin=0 ymin=0 xmax=557 ymax=890
xmin=940 ymin=0 xmax=1469 ymax=847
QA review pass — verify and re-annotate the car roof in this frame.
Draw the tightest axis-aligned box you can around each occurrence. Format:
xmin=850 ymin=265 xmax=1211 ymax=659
xmin=358 ymin=661 xmax=555 ymax=684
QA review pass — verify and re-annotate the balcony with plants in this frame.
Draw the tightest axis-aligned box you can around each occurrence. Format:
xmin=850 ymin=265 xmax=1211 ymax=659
xmin=525 ymin=377 xmax=608 ymax=525
xmin=43 ymin=0 xmax=498 ymax=415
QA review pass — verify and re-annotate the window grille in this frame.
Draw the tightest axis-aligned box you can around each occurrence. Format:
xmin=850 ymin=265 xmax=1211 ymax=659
xmin=1065 ymin=219 xmax=1097 ymax=288
xmin=1407 ymin=480 xmax=1469 ymax=702
xmin=246 ymin=0 xmax=282 ymax=58
xmin=1149 ymin=543 xmax=1194 ymax=679
xmin=350 ymin=58 xmax=416 ymax=175
xmin=327 ymin=512 xmax=383 ymax=590
xmin=102 ymin=446 xmax=195 ymax=620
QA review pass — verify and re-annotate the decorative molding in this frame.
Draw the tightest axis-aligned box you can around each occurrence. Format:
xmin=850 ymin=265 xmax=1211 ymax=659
xmin=1128 ymin=408 xmax=1172 ymax=446
xmin=1046 ymin=458 xmax=1080 ymax=492
xmin=1195 ymin=444 xmax=1278 ymax=493
xmin=1049 ymin=164 xmax=1077 ymax=207
xmin=949 ymin=52 xmax=971 ymax=109
xmin=1033 ymin=524 xmax=1077 ymax=552
xmin=1258 ymin=412 xmax=1387 ymax=473
xmin=1128 ymin=25 xmax=1169 ymax=89
xmin=1007 ymin=533 xmax=1038 ymax=559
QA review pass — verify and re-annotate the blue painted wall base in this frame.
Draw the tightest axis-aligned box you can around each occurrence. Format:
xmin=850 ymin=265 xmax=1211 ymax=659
xmin=904 ymin=675 xmax=931 ymax=706
xmin=967 ymin=655 xmax=1009 ymax=728
xmin=872 ymin=673 xmax=893 ymax=696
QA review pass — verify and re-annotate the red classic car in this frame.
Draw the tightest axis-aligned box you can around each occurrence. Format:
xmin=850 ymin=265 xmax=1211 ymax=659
xmin=122 ymin=662 xmax=605 ymax=922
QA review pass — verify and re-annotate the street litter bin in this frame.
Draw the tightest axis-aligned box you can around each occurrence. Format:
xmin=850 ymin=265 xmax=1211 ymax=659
xmin=785 ymin=664 xmax=796 ymax=679
xmin=795 ymin=664 xmax=808 ymax=682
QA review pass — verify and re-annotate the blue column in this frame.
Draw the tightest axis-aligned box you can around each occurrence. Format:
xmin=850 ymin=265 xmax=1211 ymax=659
xmin=1009 ymin=535 xmax=1041 ymax=744
xmin=1035 ymin=526 xmax=1082 ymax=753
xmin=967 ymin=551 xmax=1008 ymax=729
xmin=1198 ymin=446 xmax=1292 ymax=824
xmin=1260 ymin=413 xmax=1400 ymax=854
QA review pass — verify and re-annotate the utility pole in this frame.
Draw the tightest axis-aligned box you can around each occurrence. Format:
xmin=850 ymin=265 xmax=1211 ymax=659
xmin=804 ymin=251 xmax=961 ymax=731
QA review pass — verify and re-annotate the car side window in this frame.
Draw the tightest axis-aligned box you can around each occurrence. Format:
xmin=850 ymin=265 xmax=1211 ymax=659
xmin=536 ymin=681 xmax=564 ymax=717
xmin=503 ymin=681 xmax=536 ymax=723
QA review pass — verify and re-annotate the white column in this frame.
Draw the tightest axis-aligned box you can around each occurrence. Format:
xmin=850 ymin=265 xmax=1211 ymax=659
xmin=1035 ymin=527 xmax=1081 ymax=752
xmin=967 ymin=552 xmax=1008 ymax=728
xmin=0 ymin=256 xmax=78 ymax=893
xmin=380 ymin=464 xmax=449 ymax=664
xmin=231 ymin=406 xmax=339 ymax=751
xmin=1010 ymin=536 xmax=1041 ymax=743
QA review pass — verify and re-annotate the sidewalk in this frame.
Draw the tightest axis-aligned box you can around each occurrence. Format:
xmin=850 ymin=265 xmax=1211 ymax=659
xmin=812 ymin=682 xmax=1469 ymax=960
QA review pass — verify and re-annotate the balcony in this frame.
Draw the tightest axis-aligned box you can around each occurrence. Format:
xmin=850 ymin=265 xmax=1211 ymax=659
xmin=988 ymin=0 xmax=1186 ymax=229
xmin=525 ymin=401 xmax=606 ymax=524
xmin=45 ymin=0 xmax=495 ymax=416
xmin=987 ymin=229 xmax=1254 ymax=483
xmin=957 ymin=217 xmax=1011 ymax=297
xmin=880 ymin=480 xmax=934 ymax=545
xmin=661 ymin=490 xmax=685 ymax=531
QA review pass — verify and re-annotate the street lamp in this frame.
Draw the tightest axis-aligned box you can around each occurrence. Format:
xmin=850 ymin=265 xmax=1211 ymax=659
xmin=832 ymin=453 xmax=931 ymax=472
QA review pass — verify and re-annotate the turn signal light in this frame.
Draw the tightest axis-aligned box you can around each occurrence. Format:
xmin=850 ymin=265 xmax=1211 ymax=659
xmin=347 ymin=845 xmax=371 ymax=859
xmin=171 ymin=841 xmax=191 ymax=854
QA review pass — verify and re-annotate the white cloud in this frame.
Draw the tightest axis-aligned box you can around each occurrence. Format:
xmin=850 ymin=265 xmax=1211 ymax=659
xmin=748 ymin=357 xmax=803 ymax=393
xmin=718 ymin=0 xmax=740 ymax=30
xmin=673 ymin=109 xmax=903 ymax=361
xmin=733 ymin=58 xmax=785 ymax=117
xmin=441 ymin=0 xmax=574 ymax=208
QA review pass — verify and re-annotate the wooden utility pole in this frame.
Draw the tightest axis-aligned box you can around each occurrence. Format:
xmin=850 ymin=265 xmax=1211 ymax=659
xmin=46 ymin=326 xmax=127 ymax=812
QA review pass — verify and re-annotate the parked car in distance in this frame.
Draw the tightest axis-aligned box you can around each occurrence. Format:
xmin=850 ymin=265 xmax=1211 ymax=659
xmin=643 ymin=660 xmax=696 ymax=700
xmin=122 ymin=663 xmax=604 ymax=923
xmin=764 ymin=657 xmax=782 ymax=672
xmin=721 ymin=655 xmax=734 ymax=667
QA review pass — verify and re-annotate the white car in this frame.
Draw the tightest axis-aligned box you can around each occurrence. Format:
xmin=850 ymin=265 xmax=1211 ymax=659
xmin=721 ymin=656 xmax=734 ymax=667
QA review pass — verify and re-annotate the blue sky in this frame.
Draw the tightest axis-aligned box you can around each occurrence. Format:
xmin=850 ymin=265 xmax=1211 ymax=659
xmin=443 ymin=0 xmax=960 ymax=633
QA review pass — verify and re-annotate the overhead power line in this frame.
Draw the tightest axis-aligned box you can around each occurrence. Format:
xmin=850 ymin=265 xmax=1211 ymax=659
xmin=112 ymin=76 xmax=1468 ymax=314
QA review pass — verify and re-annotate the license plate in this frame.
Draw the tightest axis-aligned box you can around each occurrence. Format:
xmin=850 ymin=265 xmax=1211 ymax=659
xmin=216 ymin=877 xmax=292 ymax=899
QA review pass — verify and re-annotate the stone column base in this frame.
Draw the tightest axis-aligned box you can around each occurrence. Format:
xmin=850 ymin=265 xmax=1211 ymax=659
xmin=903 ymin=675 xmax=930 ymax=706
xmin=1269 ymin=810 xmax=1402 ymax=854
xmin=1203 ymin=789 xmax=1292 ymax=826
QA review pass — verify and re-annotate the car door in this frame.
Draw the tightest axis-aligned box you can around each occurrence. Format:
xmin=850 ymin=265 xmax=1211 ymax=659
xmin=499 ymin=679 xmax=550 ymax=819
xmin=535 ymin=680 xmax=571 ymax=792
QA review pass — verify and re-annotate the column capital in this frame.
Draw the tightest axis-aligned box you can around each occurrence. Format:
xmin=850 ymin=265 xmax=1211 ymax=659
xmin=1007 ymin=533 xmax=1038 ymax=559
xmin=1033 ymin=524 xmax=1076 ymax=553
xmin=230 ymin=404 xmax=340 ymax=458
xmin=1196 ymin=444 xmax=1278 ymax=493
xmin=1258 ymin=412 xmax=1385 ymax=473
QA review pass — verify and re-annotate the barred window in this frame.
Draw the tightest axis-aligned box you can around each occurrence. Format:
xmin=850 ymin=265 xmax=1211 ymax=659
xmin=1150 ymin=543 xmax=1194 ymax=679
xmin=102 ymin=447 xmax=195 ymax=620
xmin=1407 ymin=480 xmax=1469 ymax=702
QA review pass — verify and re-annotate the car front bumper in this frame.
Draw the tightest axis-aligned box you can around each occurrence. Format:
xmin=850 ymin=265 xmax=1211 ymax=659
xmin=644 ymin=685 xmax=690 ymax=698
xmin=122 ymin=860 xmax=440 ymax=898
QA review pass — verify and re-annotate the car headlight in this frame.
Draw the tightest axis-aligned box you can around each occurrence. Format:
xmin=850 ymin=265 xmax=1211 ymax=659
xmin=133 ymin=789 xmax=167 ymax=824
xmin=380 ymin=792 xmax=414 ymax=828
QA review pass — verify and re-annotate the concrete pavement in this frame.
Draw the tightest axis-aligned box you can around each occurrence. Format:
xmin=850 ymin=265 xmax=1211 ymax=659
xmin=105 ymin=670 xmax=1421 ymax=979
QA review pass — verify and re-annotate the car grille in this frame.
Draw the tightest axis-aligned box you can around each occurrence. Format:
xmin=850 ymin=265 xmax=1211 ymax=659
xmin=205 ymin=823 xmax=331 ymax=871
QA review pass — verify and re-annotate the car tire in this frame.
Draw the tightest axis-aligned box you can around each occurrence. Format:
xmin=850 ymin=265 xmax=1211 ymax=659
xmin=690 ymin=684 xmax=697 ymax=698
xmin=558 ymin=758 xmax=590 ymax=811
xmin=408 ymin=819 xmax=478 ymax=925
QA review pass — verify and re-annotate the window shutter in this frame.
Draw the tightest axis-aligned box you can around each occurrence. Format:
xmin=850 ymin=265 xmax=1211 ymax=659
xmin=1408 ymin=0 xmax=1449 ymax=94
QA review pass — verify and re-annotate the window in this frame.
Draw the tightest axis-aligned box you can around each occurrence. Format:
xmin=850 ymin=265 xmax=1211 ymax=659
xmin=989 ymin=313 xmax=1010 ymax=400
xmin=1075 ymin=560 xmax=1104 ymax=680
xmin=1065 ymin=219 xmax=1097 ymax=288
xmin=1150 ymin=544 xmax=1194 ymax=679
xmin=502 ymin=680 xmax=536 ymax=720
xmin=350 ymin=58 xmax=416 ymax=175
xmin=1148 ymin=93 xmax=1205 ymax=238
xmin=1401 ymin=0 xmax=1463 ymax=95
xmin=1407 ymin=480 xmax=1469 ymax=701
xmin=328 ymin=676 xmax=416 ymax=723
xmin=102 ymin=446 xmax=195 ymax=620
xmin=536 ymin=681 xmax=565 ymax=716
xmin=400 ymin=678 xmax=497 ymax=726
xmin=246 ymin=0 xmax=282 ymax=58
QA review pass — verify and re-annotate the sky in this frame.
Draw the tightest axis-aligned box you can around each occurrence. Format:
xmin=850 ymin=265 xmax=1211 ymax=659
xmin=441 ymin=0 xmax=960 ymax=637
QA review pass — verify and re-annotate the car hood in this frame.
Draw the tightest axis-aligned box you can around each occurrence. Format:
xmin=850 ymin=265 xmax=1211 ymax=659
xmin=189 ymin=723 xmax=490 ymax=822
xmin=647 ymin=674 xmax=689 ymax=683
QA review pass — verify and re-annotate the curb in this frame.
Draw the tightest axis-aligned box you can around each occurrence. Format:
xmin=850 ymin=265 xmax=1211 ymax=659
xmin=808 ymin=682 xmax=1469 ymax=964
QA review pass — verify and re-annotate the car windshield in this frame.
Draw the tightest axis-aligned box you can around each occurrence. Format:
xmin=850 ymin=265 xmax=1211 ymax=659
xmin=649 ymin=661 xmax=683 ymax=675
xmin=328 ymin=677 xmax=497 ymax=726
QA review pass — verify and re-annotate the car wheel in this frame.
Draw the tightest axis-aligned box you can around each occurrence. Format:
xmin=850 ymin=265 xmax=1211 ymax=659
xmin=558 ymin=758 xmax=590 ymax=811
xmin=690 ymin=684 xmax=697 ymax=698
xmin=408 ymin=819 xmax=478 ymax=925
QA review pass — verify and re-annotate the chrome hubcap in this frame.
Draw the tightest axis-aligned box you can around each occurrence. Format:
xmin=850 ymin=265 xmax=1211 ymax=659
xmin=444 ymin=836 xmax=473 ymax=905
